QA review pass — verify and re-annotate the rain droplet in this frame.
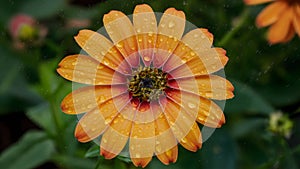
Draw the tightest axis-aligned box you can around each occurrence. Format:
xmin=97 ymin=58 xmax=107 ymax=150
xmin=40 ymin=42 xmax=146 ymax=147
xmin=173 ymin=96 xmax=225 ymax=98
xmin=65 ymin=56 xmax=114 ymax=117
xmin=116 ymin=43 xmax=123 ymax=48
xmin=194 ymin=34 xmax=199 ymax=38
xmin=144 ymin=56 xmax=151 ymax=61
xmin=198 ymin=116 xmax=205 ymax=121
xmin=148 ymin=32 xmax=153 ymax=36
xmin=101 ymin=51 xmax=106 ymax=56
xmin=87 ymin=104 xmax=93 ymax=109
xmin=136 ymin=28 xmax=141 ymax=33
xmin=105 ymin=118 xmax=111 ymax=124
xmin=156 ymin=146 xmax=162 ymax=152
xmin=180 ymin=138 xmax=187 ymax=143
xmin=188 ymin=102 xmax=196 ymax=109
xmin=190 ymin=52 xmax=195 ymax=56
xmin=135 ymin=153 xmax=141 ymax=158
xmin=181 ymin=58 xmax=187 ymax=63
xmin=103 ymin=138 xmax=107 ymax=143
xmin=168 ymin=21 xmax=175 ymax=28
xmin=103 ymin=59 xmax=109 ymax=65
xmin=138 ymin=38 xmax=142 ymax=42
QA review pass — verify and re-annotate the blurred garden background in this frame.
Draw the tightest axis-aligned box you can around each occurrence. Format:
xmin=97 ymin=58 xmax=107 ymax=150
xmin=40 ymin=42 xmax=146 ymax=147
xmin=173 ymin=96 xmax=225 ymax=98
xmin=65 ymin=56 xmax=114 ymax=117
xmin=0 ymin=0 xmax=300 ymax=169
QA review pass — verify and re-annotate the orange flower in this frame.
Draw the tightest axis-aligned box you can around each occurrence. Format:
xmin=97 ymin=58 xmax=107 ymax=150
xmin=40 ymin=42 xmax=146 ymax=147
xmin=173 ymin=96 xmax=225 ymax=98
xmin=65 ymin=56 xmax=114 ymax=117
xmin=57 ymin=4 xmax=234 ymax=167
xmin=244 ymin=0 xmax=300 ymax=44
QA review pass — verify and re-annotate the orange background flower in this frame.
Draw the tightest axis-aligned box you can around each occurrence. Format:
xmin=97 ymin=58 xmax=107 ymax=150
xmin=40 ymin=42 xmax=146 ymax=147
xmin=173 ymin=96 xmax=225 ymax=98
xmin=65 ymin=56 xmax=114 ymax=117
xmin=245 ymin=0 xmax=300 ymax=44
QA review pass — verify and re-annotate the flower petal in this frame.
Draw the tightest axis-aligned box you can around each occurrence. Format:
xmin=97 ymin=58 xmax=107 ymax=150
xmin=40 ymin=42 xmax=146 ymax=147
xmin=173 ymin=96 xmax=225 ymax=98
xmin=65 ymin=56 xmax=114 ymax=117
xmin=168 ymin=75 xmax=234 ymax=100
xmin=75 ymin=108 xmax=108 ymax=143
xmin=74 ymin=93 xmax=129 ymax=142
xmin=74 ymin=29 xmax=131 ymax=74
xmin=103 ymin=11 xmax=139 ymax=67
xmin=166 ymin=89 xmax=225 ymax=128
xmin=154 ymin=111 xmax=178 ymax=164
xmin=61 ymin=85 xmax=127 ymax=114
xmin=267 ymin=7 xmax=293 ymax=44
xmin=133 ymin=4 xmax=157 ymax=66
xmin=163 ymin=29 xmax=228 ymax=75
xmin=282 ymin=25 xmax=295 ymax=43
xmin=179 ymin=122 xmax=202 ymax=152
xmin=133 ymin=101 xmax=164 ymax=123
xmin=160 ymin=97 xmax=195 ymax=146
xmin=131 ymin=157 xmax=152 ymax=168
xmin=100 ymin=113 xmax=133 ymax=159
xmin=130 ymin=121 xmax=155 ymax=167
xmin=293 ymin=5 xmax=300 ymax=36
xmin=256 ymin=1 xmax=287 ymax=28
xmin=57 ymin=55 xmax=126 ymax=85
xmin=156 ymin=146 xmax=178 ymax=165
xmin=244 ymin=0 xmax=273 ymax=5
xmin=154 ymin=7 xmax=185 ymax=67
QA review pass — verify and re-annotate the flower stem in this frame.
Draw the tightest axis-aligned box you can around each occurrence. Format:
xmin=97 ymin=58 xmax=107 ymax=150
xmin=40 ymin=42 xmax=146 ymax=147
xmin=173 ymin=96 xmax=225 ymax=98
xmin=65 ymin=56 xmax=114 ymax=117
xmin=94 ymin=159 xmax=102 ymax=169
xmin=217 ymin=9 xmax=249 ymax=47
xmin=49 ymin=80 xmax=66 ymax=151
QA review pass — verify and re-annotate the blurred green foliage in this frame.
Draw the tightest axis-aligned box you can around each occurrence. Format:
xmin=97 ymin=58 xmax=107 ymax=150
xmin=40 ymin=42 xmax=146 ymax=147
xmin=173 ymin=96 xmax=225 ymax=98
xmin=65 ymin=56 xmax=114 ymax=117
xmin=0 ymin=0 xmax=300 ymax=169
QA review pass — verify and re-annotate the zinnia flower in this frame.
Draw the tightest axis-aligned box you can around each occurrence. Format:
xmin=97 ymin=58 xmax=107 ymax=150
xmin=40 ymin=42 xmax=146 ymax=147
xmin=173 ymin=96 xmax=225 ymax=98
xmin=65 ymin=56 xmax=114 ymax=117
xmin=57 ymin=4 xmax=234 ymax=167
xmin=244 ymin=0 xmax=300 ymax=44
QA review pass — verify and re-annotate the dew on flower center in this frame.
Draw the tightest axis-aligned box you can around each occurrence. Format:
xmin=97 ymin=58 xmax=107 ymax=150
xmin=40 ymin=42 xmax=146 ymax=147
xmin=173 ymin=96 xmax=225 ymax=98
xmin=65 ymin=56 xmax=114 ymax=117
xmin=128 ymin=66 xmax=168 ymax=102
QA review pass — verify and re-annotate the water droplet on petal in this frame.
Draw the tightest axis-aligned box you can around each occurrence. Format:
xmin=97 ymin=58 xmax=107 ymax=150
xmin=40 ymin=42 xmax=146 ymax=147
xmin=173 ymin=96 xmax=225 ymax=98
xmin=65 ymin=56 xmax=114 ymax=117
xmin=135 ymin=153 xmax=141 ymax=158
xmin=87 ymin=104 xmax=93 ymax=109
xmin=148 ymin=32 xmax=153 ymax=36
xmin=136 ymin=28 xmax=141 ymax=33
xmin=144 ymin=56 xmax=151 ymax=61
xmin=103 ymin=138 xmax=107 ymax=143
xmin=116 ymin=43 xmax=123 ymax=48
xmin=181 ymin=138 xmax=187 ymax=143
xmin=101 ymin=51 xmax=106 ymax=56
xmin=156 ymin=146 xmax=162 ymax=152
xmin=105 ymin=118 xmax=111 ymax=124
xmin=168 ymin=21 xmax=175 ymax=28
xmin=188 ymin=102 xmax=196 ymax=109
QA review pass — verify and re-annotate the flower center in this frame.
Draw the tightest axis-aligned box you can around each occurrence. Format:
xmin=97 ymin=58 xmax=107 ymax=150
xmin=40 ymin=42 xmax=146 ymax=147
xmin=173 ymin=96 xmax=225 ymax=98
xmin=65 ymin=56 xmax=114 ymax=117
xmin=128 ymin=67 xmax=168 ymax=102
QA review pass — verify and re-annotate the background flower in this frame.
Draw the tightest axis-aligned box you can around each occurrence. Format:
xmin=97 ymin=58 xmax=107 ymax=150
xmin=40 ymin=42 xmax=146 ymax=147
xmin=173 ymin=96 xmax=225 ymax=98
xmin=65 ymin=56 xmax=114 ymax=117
xmin=245 ymin=0 xmax=300 ymax=44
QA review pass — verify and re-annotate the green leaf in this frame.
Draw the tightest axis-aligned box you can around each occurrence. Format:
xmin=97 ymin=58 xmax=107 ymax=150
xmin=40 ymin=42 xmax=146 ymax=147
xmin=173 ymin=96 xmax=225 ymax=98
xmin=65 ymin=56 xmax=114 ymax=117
xmin=85 ymin=145 xmax=100 ymax=158
xmin=225 ymin=80 xmax=275 ymax=114
xmin=19 ymin=0 xmax=66 ymax=19
xmin=53 ymin=155 xmax=96 ymax=169
xmin=0 ymin=131 xmax=55 ymax=169
xmin=0 ymin=46 xmax=41 ymax=114
xmin=26 ymin=103 xmax=56 ymax=135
